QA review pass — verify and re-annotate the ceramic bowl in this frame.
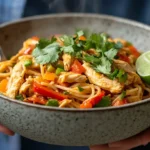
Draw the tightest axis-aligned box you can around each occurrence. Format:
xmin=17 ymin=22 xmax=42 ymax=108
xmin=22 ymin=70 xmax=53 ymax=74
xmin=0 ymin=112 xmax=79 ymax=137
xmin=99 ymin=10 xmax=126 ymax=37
xmin=0 ymin=13 xmax=150 ymax=146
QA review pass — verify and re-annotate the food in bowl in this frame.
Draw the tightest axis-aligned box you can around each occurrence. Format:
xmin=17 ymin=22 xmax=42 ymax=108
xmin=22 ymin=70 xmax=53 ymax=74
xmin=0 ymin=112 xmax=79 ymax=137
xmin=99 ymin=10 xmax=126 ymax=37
xmin=0 ymin=30 xmax=149 ymax=108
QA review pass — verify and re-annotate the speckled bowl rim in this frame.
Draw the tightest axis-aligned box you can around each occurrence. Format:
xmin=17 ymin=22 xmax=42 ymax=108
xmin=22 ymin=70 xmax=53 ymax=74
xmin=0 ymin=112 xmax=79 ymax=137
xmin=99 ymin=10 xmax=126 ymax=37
xmin=1 ymin=13 xmax=150 ymax=112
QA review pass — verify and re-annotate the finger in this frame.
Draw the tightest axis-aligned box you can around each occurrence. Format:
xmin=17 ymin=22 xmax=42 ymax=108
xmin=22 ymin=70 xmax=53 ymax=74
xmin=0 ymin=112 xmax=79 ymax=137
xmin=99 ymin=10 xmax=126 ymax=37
xmin=90 ymin=144 xmax=127 ymax=150
xmin=109 ymin=128 xmax=150 ymax=149
xmin=0 ymin=125 xmax=14 ymax=136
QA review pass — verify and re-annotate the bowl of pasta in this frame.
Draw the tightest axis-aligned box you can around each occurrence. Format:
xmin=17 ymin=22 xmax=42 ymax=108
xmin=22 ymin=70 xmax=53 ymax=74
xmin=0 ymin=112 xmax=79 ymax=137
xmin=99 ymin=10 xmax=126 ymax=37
xmin=0 ymin=13 xmax=150 ymax=146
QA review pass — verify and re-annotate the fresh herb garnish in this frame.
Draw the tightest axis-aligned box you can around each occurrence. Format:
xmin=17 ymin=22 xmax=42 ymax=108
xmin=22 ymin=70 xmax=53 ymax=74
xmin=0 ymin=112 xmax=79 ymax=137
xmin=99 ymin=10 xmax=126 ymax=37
xmin=104 ymin=48 xmax=118 ymax=60
xmin=24 ymin=60 xmax=32 ymax=67
xmin=94 ymin=96 xmax=111 ymax=107
xmin=32 ymin=40 xmax=60 ymax=64
xmin=94 ymin=55 xmax=111 ymax=75
xmin=55 ymin=68 xmax=64 ymax=75
xmin=46 ymin=99 xmax=59 ymax=107
xmin=108 ymin=69 xmax=119 ymax=79
xmin=15 ymin=94 xmax=24 ymax=101
xmin=63 ymin=91 xmax=70 ymax=95
xmin=83 ymin=33 xmax=122 ymax=75
xmin=76 ymin=30 xmax=84 ymax=37
xmin=78 ymin=86 xmax=84 ymax=92
xmin=117 ymin=69 xmax=127 ymax=83
xmin=120 ymin=91 xmax=126 ymax=100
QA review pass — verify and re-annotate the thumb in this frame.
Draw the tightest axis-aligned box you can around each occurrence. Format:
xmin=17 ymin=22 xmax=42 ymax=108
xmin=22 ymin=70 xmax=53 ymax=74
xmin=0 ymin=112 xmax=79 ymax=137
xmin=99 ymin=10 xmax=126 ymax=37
xmin=0 ymin=124 xmax=14 ymax=136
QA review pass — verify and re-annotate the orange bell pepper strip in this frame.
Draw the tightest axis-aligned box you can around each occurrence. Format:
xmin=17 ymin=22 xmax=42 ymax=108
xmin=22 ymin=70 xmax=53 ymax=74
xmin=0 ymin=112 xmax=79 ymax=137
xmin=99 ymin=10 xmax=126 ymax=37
xmin=71 ymin=60 xmax=85 ymax=74
xmin=79 ymin=35 xmax=86 ymax=41
xmin=0 ymin=79 xmax=8 ymax=93
xmin=43 ymin=72 xmax=57 ymax=81
xmin=128 ymin=46 xmax=140 ymax=58
xmin=80 ymin=91 xmax=105 ymax=108
xmin=33 ymin=82 xmax=68 ymax=100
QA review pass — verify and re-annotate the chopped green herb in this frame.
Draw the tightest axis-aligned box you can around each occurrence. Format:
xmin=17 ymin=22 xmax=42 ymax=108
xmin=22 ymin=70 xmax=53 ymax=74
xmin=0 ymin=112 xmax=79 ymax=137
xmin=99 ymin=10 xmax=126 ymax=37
xmin=76 ymin=30 xmax=84 ymax=37
xmin=120 ymin=91 xmax=126 ymax=100
xmin=24 ymin=60 xmax=32 ymax=67
xmin=46 ymin=99 xmax=59 ymax=107
xmin=61 ymin=45 xmax=74 ymax=54
xmin=108 ymin=69 xmax=119 ymax=79
xmin=104 ymin=48 xmax=118 ymax=60
xmin=55 ymin=68 xmax=64 ymax=75
xmin=32 ymin=42 xmax=60 ymax=64
xmin=63 ymin=91 xmax=70 ymax=95
xmin=114 ymin=42 xmax=123 ymax=49
xmin=15 ymin=94 xmax=24 ymax=101
xmin=94 ymin=55 xmax=111 ymax=75
xmin=60 ymin=35 xmax=74 ymax=46
xmin=83 ymin=54 xmax=101 ymax=64
xmin=37 ymin=37 xmax=56 ymax=49
xmin=117 ymin=69 xmax=127 ymax=83
xmin=78 ymin=86 xmax=84 ymax=92
xmin=94 ymin=96 xmax=111 ymax=107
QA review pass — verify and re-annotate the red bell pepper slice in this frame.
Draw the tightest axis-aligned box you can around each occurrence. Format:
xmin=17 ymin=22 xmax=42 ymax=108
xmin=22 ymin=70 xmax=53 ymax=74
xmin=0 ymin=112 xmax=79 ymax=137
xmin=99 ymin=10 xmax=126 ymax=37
xmin=33 ymin=82 xmax=68 ymax=100
xmin=80 ymin=91 xmax=105 ymax=108
xmin=71 ymin=60 xmax=85 ymax=74
xmin=117 ymin=53 xmax=130 ymax=63
xmin=128 ymin=46 xmax=140 ymax=58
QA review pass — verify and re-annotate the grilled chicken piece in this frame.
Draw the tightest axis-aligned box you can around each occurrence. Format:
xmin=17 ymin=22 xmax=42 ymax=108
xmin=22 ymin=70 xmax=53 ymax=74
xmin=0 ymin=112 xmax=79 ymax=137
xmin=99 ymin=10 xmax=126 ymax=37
xmin=58 ymin=72 xmax=87 ymax=83
xmin=6 ymin=61 xmax=26 ymax=99
xmin=113 ymin=59 xmax=143 ymax=85
xmin=83 ymin=62 xmax=124 ymax=94
xmin=19 ymin=76 xmax=33 ymax=94
xmin=113 ymin=59 xmax=135 ymax=73
xmin=62 ymin=53 xmax=73 ymax=71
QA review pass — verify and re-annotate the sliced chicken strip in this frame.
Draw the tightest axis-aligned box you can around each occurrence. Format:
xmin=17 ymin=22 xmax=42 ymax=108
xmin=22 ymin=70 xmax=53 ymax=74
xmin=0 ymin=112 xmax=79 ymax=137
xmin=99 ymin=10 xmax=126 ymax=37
xmin=6 ymin=61 xmax=26 ymax=99
xmin=19 ymin=76 xmax=33 ymax=95
xmin=62 ymin=53 xmax=73 ymax=71
xmin=58 ymin=72 xmax=87 ymax=83
xmin=113 ymin=59 xmax=143 ymax=85
xmin=83 ymin=62 xmax=124 ymax=94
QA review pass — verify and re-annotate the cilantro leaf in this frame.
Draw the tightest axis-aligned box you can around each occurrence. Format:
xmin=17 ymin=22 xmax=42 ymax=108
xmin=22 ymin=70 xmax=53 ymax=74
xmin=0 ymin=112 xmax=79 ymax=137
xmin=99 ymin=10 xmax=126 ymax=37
xmin=120 ymin=91 xmax=126 ymax=100
xmin=114 ymin=42 xmax=123 ymax=49
xmin=94 ymin=56 xmax=111 ymax=75
xmin=83 ymin=54 xmax=101 ymax=64
xmin=61 ymin=45 xmax=74 ymax=54
xmin=108 ymin=69 xmax=119 ymax=79
xmin=32 ymin=42 xmax=60 ymax=64
xmin=76 ymin=30 xmax=84 ymax=37
xmin=94 ymin=96 xmax=111 ymax=107
xmin=37 ymin=37 xmax=56 ymax=49
xmin=60 ymin=35 xmax=74 ymax=46
xmin=104 ymin=48 xmax=118 ymax=60
xmin=117 ymin=69 xmax=127 ymax=83
xmin=78 ymin=86 xmax=84 ymax=92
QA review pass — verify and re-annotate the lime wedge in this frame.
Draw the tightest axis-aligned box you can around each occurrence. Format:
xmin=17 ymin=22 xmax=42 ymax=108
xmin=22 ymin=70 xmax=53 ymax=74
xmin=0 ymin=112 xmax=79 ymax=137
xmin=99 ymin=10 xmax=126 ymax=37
xmin=136 ymin=51 xmax=150 ymax=84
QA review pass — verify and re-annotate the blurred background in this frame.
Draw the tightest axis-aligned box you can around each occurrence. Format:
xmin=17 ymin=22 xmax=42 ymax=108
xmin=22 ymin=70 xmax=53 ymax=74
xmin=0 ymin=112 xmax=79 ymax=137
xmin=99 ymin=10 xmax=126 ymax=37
xmin=0 ymin=0 xmax=150 ymax=150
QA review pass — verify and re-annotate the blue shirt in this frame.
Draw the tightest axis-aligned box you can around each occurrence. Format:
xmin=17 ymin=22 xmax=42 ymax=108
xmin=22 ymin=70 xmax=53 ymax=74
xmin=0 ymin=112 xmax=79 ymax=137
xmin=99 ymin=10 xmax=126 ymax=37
xmin=0 ymin=0 xmax=150 ymax=150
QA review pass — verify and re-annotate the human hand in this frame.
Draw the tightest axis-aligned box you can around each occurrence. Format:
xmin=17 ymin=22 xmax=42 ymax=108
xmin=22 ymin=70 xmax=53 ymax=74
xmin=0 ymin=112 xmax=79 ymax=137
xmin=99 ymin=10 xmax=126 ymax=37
xmin=0 ymin=124 xmax=14 ymax=136
xmin=90 ymin=128 xmax=150 ymax=150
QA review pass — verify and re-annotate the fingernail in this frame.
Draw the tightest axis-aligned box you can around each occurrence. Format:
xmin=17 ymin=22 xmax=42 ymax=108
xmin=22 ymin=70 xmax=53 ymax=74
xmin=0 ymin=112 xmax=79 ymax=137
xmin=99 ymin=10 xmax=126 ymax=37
xmin=109 ymin=142 xmax=121 ymax=147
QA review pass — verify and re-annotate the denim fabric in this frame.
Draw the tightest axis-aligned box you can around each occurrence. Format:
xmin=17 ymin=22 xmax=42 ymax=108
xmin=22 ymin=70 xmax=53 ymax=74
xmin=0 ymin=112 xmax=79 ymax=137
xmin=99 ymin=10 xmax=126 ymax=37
xmin=0 ymin=0 xmax=26 ymax=23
